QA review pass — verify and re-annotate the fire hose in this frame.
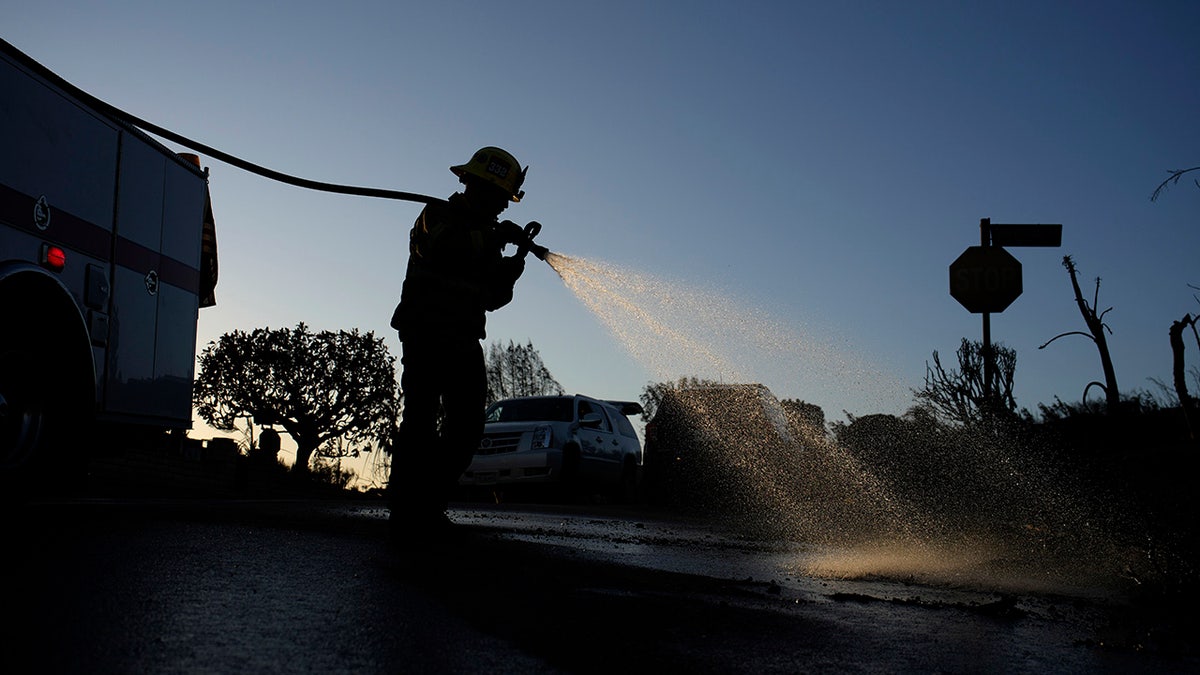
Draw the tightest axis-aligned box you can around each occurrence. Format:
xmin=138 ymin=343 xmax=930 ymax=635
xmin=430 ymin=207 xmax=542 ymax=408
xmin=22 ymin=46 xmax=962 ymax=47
xmin=0 ymin=37 xmax=552 ymax=259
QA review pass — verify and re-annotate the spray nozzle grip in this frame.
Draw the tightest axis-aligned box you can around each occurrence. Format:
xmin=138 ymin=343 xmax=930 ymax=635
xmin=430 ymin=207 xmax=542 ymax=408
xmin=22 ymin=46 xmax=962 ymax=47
xmin=517 ymin=221 xmax=549 ymax=261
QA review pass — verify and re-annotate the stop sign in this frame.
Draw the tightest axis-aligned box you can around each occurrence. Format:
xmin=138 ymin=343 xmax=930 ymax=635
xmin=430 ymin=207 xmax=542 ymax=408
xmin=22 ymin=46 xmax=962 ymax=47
xmin=949 ymin=246 xmax=1023 ymax=313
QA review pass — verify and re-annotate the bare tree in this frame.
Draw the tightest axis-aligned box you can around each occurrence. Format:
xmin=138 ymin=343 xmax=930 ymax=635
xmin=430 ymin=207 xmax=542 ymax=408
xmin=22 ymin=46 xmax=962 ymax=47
xmin=484 ymin=340 xmax=564 ymax=406
xmin=1168 ymin=283 xmax=1200 ymax=438
xmin=638 ymin=376 xmax=722 ymax=423
xmin=1040 ymin=256 xmax=1120 ymax=413
xmin=914 ymin=338 xmax=1017 ymax=427
xmin=1150 ymin=166 xmax=1200 ymax=202
xmin=780 ymin=398 xmax=827 ymax=437
xmin=1169 ymin=314 xmax=1197 ymax=439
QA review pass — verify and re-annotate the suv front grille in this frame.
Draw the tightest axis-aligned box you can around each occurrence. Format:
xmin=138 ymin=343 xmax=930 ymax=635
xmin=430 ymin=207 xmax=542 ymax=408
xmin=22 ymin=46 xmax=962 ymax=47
xmin=477 ymin=432 xmax=522 ymax=455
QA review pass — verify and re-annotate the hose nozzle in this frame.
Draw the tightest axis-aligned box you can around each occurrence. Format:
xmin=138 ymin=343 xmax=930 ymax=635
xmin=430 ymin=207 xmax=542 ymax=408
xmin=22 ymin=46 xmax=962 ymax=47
xmin=516 ymin=221 xmax=550 ymax=261
xmin=528 ymin=242 xmax=550 ymax=261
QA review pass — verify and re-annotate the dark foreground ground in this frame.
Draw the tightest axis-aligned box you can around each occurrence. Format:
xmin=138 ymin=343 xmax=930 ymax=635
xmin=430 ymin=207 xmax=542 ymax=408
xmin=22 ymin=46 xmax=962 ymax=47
xmin=6 ymin=493 xmax=1199 ymax=674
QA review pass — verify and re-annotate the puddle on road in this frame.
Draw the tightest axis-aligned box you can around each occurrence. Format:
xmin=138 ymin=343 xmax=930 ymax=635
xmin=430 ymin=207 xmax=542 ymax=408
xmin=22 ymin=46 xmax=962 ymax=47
xmin=453 ymin=506 xmax=1118 ymax=598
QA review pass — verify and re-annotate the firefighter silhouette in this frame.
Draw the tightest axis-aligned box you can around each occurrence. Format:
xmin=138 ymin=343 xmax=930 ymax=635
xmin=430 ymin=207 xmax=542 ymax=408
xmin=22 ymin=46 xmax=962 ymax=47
xmin=388 ymin=147 xmax=530 ymax=536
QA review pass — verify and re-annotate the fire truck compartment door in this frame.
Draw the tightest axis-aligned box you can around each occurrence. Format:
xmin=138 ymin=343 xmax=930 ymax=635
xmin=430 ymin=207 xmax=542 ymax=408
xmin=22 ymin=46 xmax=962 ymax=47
xmin=106 ymin=136 xmax=204 ymax=422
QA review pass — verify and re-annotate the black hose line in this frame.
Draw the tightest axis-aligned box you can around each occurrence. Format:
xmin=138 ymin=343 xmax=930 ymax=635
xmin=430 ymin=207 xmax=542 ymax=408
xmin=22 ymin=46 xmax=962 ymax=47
xmin=1 ymin=37 xmax=442 ymax=206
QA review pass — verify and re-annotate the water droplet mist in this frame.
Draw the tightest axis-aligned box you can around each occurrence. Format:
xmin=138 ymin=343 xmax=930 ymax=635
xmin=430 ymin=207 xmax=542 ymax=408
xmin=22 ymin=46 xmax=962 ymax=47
xmin=546 ymin=252 xmax=907 ymax=413
xmin=542 ymin=252 xmax=1125 ymax=591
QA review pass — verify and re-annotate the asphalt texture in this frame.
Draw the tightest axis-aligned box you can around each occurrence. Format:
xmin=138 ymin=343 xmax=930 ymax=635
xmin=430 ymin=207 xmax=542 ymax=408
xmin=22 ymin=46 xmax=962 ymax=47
xmin=6 ymin=497 xmax=1198 ymax=674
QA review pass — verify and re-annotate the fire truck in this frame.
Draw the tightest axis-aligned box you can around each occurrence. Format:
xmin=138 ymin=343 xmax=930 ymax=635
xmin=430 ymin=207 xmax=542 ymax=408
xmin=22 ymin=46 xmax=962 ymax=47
xmin=1 ymin=38 xmax=217 ymax=486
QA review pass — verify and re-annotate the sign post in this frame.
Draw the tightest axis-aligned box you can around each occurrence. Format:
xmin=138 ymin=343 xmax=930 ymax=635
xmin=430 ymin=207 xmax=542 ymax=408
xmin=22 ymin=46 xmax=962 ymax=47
xmin=949 ymin=218 xmax=1062 ymax=414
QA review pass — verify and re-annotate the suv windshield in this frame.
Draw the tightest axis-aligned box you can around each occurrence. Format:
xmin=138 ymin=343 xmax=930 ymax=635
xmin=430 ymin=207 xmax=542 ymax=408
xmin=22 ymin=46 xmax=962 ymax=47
xmin=485 ymin=397 xmax=574 ymax=423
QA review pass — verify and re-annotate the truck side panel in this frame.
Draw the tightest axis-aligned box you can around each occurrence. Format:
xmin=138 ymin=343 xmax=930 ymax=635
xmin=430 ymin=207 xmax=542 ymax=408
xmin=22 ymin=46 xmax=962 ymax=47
xmin=2 ymin=41 xmax=206 ymax=429
xmin=106 ymin=137 xmax=162 ymax=415
xmin=154 ymin=158 xmax=203 ymax=416
xmin=0 ymin=52 xmax=118 ymax=235
xmin=106 ymin=125 xmax=205 ymax=422
xmin=0 ymin=45 xmax=118 ymax=411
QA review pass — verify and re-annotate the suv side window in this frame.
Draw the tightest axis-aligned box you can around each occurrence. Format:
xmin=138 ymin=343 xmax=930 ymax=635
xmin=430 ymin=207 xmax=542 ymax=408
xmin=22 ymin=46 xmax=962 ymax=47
xmin=577 ymin=400 xmax=612 ymax=432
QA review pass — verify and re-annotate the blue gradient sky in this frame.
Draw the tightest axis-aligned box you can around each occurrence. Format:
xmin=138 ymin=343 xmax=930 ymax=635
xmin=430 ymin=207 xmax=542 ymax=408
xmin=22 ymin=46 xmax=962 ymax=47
xmin=5 ymin=2 xmax=1199 ymax=427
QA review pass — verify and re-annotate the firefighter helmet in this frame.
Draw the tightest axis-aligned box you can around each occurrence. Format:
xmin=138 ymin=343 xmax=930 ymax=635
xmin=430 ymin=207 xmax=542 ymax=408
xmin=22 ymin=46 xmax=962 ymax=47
xmin=450 ymin=146 xmax=527 ymax=202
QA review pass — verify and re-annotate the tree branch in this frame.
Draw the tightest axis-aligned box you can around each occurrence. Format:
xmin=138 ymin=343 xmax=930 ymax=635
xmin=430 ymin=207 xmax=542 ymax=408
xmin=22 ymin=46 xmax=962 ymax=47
xmin=1082 ymin=381 xmax=1108 ymax=402
xmin=1151 ymin=166 xmax=1200 ymax=202
xmin=1039 ymin=331 xmax=1094 ymax=349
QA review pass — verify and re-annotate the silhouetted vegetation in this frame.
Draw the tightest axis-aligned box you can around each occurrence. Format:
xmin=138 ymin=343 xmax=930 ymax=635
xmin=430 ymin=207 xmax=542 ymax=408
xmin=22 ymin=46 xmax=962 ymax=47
xmin=1169 ymin=313 xmax=1198 ymax=438
xmin=1041 ymin=256 xmax=1121 ymax=412
xmin=193 ymin=323 xmax=399 ymax=475
xmin=1150 ymin=165 xmax=1200 ymax=202
xmin=484 ymin=339 xmax=564 ymax=406
xmin=779 ymin=398 xmax=826 ymax=437
xmin=914 ymin=338 xmax=1018 ymax=427
xmin=638 ymin=376 xmax=723 ymax=424
xmin=641 ymin=364 xmax=1197 ymax=597
xmin=837 ymin=394 xmax=1198 ymax=592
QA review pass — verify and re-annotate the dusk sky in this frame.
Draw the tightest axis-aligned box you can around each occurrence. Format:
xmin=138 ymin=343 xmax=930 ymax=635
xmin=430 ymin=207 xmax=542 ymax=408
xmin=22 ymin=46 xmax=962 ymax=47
xmin=5 ymin=2 xmax=1198 ymax=450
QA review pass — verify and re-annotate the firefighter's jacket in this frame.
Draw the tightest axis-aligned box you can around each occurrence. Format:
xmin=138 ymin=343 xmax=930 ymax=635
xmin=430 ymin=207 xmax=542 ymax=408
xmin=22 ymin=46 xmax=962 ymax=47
xmin=391 ymin=193 xmax=525 ymax=341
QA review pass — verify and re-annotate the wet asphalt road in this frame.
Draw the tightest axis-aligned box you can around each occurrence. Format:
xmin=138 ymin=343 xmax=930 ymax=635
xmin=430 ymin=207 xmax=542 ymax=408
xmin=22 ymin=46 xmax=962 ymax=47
xmin=6 ymin=497 xmax=1196 ymax=674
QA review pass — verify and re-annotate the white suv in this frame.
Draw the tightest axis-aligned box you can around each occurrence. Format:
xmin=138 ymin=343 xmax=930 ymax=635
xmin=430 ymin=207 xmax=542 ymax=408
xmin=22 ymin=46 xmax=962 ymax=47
xmin=459 ymin=395 xmax=644 ymax=497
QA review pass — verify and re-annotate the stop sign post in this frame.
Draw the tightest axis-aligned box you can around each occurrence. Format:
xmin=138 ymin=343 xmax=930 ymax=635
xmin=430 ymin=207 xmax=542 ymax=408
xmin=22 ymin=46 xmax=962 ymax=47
xmin=949 ymin=218 xmax=1061 ymax=414
xmin=949 ymin=245 xmax=1023 ymax=314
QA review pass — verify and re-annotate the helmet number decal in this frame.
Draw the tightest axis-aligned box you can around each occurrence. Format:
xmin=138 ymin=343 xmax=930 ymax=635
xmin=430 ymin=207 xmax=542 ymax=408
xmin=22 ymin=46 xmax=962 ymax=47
xmin=486 ymin=158 xmax=511 ymax=179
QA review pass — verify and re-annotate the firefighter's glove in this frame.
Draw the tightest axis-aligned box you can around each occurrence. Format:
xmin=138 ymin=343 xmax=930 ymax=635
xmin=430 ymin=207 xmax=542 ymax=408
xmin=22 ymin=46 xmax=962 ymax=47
xmin=497 ymin=220 xmax=527 ymax=246
xmin=482 ymin=255 xmax=525 ymax=311
xmin=498 ymin=255 xmax=526 ymax=283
